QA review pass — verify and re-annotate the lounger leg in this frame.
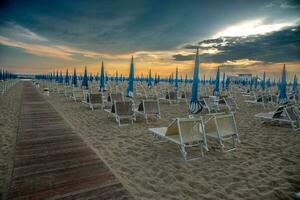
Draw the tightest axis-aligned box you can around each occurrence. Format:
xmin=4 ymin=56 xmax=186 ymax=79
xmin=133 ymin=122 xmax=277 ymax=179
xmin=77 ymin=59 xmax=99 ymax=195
xmin=180 ymin=145 xmax=187 ymax=160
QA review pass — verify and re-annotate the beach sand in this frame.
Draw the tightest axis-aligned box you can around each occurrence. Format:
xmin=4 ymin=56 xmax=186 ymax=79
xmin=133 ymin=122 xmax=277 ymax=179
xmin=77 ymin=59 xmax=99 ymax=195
xmin=0 ymin=82 xmax=23 ymax=199
xmin=42 ymin=88 xmax=300 ymax=200
xmin=1 ymin=82 xmax=299 ymax=200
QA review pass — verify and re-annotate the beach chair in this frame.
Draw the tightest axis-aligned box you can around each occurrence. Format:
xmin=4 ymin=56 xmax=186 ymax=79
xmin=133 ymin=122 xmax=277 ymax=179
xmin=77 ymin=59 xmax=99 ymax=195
xmin=160 ymin=90 xmax=178 ymax=104
xmin=203 ymin=97 xmax=220 ymax=113
xmin=105 ymin=100 xmax=136 ymax=126
xmin=88 ymin=93 xmax=105 ymax=110
xmin=224 ymin=97 xmax=239 ymax=112
xmin=64 ymin=86 xmax=72 ymax=98
xmin=245 ymin=94 xmax=268 ymax=108
xmin=255 ymin=105 xmax=300 ymax=131
xmin=135 ymin=100 xmax=161 ymax=123
xmin=72 ymin=88 xmax=84 ymax=102
xmin=148 ymin=117 xmax=208 ymax=161
xmin=204 ymin=113 xmax=240 ymax=152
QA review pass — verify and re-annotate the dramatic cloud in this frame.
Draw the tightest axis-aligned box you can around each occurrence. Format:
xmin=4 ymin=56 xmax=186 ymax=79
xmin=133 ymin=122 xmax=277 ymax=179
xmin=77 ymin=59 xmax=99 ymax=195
xmin=174 ymin=25 xmax=300 ymax=63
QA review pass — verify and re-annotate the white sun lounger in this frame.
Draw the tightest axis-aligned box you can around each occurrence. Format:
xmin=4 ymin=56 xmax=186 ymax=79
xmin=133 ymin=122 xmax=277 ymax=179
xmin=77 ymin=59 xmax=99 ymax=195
xmin=135 ymin=99 xmax=161 ymax=123
xmin=255 ymin=105 xmax=299 ymax=131
xmin=105 ymin=100 xmax=136 ymax=126
xmin=205 ymin=113 xmax=240 ymax=152
xmin=148 ymin=117 xmax=208 ymax=161
xmin=88 ymin=93 xmax=105 ymax=110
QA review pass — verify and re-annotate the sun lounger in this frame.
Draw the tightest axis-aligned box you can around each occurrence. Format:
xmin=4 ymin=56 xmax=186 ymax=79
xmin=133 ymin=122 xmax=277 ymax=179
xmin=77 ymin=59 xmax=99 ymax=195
xmin=203 ymin=97 xmax=220 ymax=113
xmin=255 ymin=105 xmax=300 ymax=131
xmin=149 ymin=117 xmax=208 ymax=161
xmin=160 ymin=90 xmax=178 ymax=104
xmin=72 ymin=88 xmax=84 ymax=102
xmin=204 ymin=113 xmax=240 ymax=152
xmin=88 ymin=93 xmax=105 ymax=110
xmin=105 ymin=100 xmax=136 ymax=126
xmin=135 ymin=100 xmax=161 ymax=123
xmin=224 ymin=97 xmax=239 ymax=112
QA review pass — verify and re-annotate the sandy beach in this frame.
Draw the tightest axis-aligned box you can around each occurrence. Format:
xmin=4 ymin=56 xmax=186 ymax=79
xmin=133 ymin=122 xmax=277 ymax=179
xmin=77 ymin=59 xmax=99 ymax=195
xmin=0 ymin=82 xmax=23 ymax=199
xmin=0 ymin=82 xmax=299 ymax=199
xmin=38 ymin=86 xmax=300 ymax=200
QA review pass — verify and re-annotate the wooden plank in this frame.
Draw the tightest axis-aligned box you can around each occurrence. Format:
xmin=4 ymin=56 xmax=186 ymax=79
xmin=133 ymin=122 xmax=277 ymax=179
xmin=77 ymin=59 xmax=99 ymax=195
xmin=8 ymin=82 xmax=133 ymax=200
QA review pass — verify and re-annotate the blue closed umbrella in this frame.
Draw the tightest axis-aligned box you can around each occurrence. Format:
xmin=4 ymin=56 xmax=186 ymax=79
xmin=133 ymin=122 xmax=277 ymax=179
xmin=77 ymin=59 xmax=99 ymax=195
xmin=213 ymin=67 xmax=220 ymax=96
xmin=189 ymin=48 xmax=203 ymax=114
xmin=261 ymin=72 xmax=266 ymax=93
xmin=292 ymin=75 xmax=298 ymax=94
xmin=222 ymin=71 xmax=225 ymax=91
xmin=65 ymin=69 xmax=70 ymax=85
xmin=126 ymin=56 xmax=135 ymax=98
xmin=81 ymin=66 xmax=89 ymax=89
xmin=175 ymin=67 xmax=179 ymax=90
xmin=99 ymin=61 xmax=106 ymax=92
xmin=148 ymin=69 xmax=152 ymax=88
xmin=72 ymin=67 xmax=78 ymax=87
xmin=278 ymin=64 xmax=288 ymax=104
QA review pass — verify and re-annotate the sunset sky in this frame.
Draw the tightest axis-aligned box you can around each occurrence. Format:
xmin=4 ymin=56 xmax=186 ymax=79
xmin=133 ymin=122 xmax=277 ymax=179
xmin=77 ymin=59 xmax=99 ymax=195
xmin=0 ymin=0 xmax=299 ymax=79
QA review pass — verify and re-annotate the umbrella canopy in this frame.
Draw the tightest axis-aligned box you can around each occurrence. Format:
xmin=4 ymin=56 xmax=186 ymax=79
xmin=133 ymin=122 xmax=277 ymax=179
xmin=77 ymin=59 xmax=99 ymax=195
xmin=126 ymin=56 xmax=135 ymax=98
xmin=81 ymin=66 xmax=89 ymax=89
xmin=278 ymin=64 xmax=288 ymax=104
xmin=292 ymin=74 xmax=298 ymax=94
xmin=222 ymin=71 xmax=226 ymax=91
xmin=184 ymin=74 xmax=188 ymax=84
xmin=99 ymin=61 xmax=106 ymax=92
xmin=148 ymin=69 xmax=152 ymax=88
xmin=65 ymin=69 xmax=70 ymax=85
xmin=261 ymin=72 xmax=266 ymax=92
xmin=189 ymin=48 xmax=203 ymax=114
xmin=175 ymin=67 xmax=179 ymax=90
xmin=72 ymin=67 xmax=78 ymax=87
xmin=213 ymin=67 xmax=220 ymax=96
xmin=59 ymin=71 xmax=63 ymax=83
xmin=254 ymin=76 xmax=258 ymax=89
xmin=226 ymin=76 xmax=230 ymax=89
xmin=55 ymin=71 xmax=59 ymax=82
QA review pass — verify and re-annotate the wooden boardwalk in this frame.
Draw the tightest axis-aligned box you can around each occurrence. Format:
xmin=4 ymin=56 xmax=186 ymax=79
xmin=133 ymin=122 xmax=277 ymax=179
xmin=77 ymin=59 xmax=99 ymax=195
xmin=8 ymin=82 xmax=133 ymax=200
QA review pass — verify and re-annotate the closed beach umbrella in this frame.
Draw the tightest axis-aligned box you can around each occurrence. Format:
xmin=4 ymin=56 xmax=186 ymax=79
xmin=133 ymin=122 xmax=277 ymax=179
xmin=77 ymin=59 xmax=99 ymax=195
xmin=72 ymin=67 xmax=78 ymax=87
xmin=189 ymin=48 xmax=203 ymax=114
xmin=81 ymin=66 xmax=89 ymax=89
xmin=99 ymin=61 xmax=105 ymax=92
xmin=226 ymin=76 xmax=230 ymax=89
xmin=213 ymin=67 xmax=220 ymax=96
xmin=278 ymin=64 xmax=287 ymax=104
xmin=261 ymin=72 xmax=266 ymax=93
xmin=222 ymin=71 xmax=225 ymax=91
xmin=126 ymin=56 xmax=135 ymax=98
xmin=148 ymin=69 xmax=152 ymax=88
xmin=292 ymin=75 xmax=298 ymax=94
xmin=175 ymin=67 xmax=179 ymax=90
xmin=65 ymin=69 xmax=69 ymax=85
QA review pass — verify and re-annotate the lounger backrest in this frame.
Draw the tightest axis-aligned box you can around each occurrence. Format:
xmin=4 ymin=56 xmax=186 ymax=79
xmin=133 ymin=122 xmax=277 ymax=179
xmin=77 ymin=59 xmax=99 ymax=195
xmin=204 ymin=116 xmax=217 ymax=134
xmin=285 ymin=107 xmax=299 ymax=121
xmin=204 ymin=98 xmax=218 ymax=111
xmin=110 ymin=93 xmax=124 ymax=102
xmin=73 ymin=89 xmax=84 ymax=97
xmin=169 ymin=91 xmax=178 ymax=100
xmin=178 ymin=118 xmax=205 ymax=144
xmin=225 ymin=97 xmax=237 ymax=110
xmin=166 ymin=120 xmax=178 ymax=136
xmin=143 ymin=100 xmax=160 ymax=114
xmin=272 ymin=106 xmax=285 ymax=118
xmin=215 ymin=114 xmax=238 ymax=138
xmin=89 ymin=93 xmax=103 ymax=104
xmin=115 ymin=101 xmax=134 ymax=116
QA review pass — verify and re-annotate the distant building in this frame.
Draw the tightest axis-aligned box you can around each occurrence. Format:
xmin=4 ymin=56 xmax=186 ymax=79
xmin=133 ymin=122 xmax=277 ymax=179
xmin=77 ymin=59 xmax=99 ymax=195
xmin=228 ymin=74 xmax=252 ymax=82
